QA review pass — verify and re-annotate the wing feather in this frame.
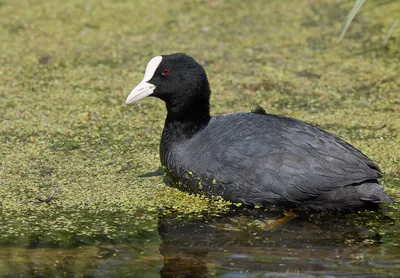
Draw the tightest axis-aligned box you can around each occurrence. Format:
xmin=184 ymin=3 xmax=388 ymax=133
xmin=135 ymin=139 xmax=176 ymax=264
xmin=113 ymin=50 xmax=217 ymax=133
xmin=183 ymin=113 xmax=381 ymax=205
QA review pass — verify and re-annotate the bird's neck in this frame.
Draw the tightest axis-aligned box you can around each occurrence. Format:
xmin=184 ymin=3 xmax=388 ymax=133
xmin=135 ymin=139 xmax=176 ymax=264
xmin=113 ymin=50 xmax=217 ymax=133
xmin=162 ymin=100 xmax=210 ymax=141
xmin=160 ymin=92 xmax=211 ymax=167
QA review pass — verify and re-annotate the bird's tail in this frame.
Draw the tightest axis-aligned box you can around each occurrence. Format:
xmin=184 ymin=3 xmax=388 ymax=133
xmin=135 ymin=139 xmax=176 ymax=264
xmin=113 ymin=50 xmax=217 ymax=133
xmin=358 ymin=181 xmax=394 ymax=204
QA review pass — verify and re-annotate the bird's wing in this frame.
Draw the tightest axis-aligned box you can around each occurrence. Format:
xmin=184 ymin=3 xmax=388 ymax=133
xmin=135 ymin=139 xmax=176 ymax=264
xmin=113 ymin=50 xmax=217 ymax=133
xmin=187 ymin=113 xmax=381 ymax=205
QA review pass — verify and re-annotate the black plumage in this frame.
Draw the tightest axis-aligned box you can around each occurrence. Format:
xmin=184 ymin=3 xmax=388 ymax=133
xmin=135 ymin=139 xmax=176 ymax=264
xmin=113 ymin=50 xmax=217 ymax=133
xmin=126 ymin=53 xmax=393 ymax=211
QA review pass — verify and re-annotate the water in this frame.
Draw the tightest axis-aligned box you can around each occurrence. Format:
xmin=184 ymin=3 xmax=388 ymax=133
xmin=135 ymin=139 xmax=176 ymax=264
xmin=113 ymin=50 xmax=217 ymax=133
xmin=1 ymin=0 xmax=399 ymax=276
xmin=1 ymin=208 xmax=399 ymax=277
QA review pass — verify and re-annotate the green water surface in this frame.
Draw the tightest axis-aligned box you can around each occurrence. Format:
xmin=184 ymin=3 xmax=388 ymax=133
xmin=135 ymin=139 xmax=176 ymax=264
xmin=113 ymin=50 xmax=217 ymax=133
xmin=1 ymin=0 xmax=399 ymax=277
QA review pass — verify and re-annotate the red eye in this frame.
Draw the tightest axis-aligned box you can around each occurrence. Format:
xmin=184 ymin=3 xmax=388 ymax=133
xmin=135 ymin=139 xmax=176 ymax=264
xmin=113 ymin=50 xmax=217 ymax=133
xmin=162 ymin=68 xmax=171 ymax=76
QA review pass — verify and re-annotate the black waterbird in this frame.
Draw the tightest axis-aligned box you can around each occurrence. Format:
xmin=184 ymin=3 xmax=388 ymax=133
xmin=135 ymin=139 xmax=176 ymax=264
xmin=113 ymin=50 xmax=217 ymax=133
xmin=126 ymin=53 xmax=393 ymax=211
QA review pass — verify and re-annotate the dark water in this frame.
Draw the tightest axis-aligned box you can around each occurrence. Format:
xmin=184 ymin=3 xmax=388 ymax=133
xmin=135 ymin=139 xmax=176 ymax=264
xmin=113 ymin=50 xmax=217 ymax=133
xmin=1 ymin=208 xmax=399 ymax=277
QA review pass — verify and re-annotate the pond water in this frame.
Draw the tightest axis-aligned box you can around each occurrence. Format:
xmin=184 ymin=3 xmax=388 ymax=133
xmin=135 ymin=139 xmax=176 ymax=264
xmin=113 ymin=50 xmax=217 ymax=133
xmin=1 ymin=207 xmax=399 ymax=277
xmin=1 ymin=0 xmax=399 ymax=277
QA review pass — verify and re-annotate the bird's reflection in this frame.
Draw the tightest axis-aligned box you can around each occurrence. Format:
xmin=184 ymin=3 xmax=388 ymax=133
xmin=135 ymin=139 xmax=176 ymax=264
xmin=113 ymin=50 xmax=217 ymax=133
xmin=157 ymin=208 xmax=392 ymax=278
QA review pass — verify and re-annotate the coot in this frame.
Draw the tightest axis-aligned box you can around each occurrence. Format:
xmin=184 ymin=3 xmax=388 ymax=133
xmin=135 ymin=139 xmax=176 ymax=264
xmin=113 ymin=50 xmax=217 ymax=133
xmin=126 ymin=53 xmax=393 ymax=211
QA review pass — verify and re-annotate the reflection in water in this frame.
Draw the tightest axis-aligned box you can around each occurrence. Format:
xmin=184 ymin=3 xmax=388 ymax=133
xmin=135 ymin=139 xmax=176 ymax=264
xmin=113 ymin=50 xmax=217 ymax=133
xmin=0 ymin=208 xmax=398 ymax=277
xmin=158 ymin=208 xmax=398 ymax=277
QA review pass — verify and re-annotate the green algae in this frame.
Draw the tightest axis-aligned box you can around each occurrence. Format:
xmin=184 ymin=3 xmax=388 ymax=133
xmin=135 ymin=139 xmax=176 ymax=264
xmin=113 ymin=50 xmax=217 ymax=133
xmin=0 ymin=0 xmax=399 ymax=245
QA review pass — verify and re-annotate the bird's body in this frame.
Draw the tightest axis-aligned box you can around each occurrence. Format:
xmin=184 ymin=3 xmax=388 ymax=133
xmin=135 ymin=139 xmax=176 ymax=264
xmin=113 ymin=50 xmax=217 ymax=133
xmin=161 ymin=112 xmax=391 ymax=211
xmin=126 ymin=53 xmax=393 ymax=211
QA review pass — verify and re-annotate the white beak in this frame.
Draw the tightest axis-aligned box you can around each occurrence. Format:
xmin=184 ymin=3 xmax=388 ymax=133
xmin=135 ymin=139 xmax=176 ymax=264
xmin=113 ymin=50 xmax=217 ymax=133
xmin=126 ymin=55 xmax=162 ymax=104
xmin=126 ymin=81 xmax=156 ymax=104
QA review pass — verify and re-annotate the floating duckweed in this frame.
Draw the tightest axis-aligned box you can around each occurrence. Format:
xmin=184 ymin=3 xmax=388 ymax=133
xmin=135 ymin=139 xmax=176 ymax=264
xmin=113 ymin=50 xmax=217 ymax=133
xmin=0 ymin=0 xmax=398 ymax=246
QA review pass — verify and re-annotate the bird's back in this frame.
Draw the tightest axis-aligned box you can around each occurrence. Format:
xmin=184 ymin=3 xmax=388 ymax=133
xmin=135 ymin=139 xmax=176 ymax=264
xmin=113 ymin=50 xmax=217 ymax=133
xmin=163 ymin=112 xmax=391 ymax=211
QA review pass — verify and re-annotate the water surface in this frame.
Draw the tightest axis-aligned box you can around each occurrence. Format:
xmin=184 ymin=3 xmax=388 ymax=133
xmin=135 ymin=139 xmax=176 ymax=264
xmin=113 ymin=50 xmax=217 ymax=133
xmin=1 ymin=208 xmax=399 ymax=277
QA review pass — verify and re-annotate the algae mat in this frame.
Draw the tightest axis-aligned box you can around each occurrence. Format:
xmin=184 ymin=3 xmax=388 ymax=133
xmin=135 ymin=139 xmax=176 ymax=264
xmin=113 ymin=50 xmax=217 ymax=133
xmin=1 ymin=0 xmax=399 ymax=248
